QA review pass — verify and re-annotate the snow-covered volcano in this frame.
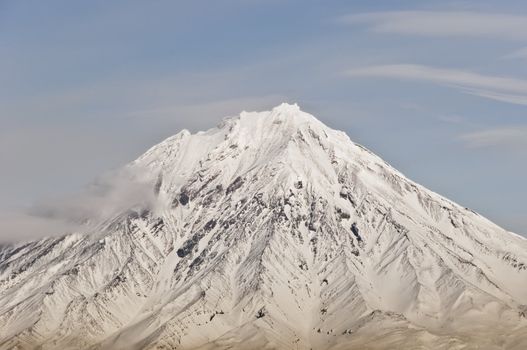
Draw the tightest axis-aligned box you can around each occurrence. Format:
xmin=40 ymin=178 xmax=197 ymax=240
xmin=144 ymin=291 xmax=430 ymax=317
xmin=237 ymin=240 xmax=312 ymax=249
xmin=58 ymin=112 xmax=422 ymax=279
xmin=1 ymin=103 xmax=526 ymax=350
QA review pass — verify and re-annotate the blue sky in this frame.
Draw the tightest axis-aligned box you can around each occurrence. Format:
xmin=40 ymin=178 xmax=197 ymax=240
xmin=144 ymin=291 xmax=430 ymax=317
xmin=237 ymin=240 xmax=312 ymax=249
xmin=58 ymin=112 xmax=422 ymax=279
xmin=1 ymin=0 xmax=526 ymax=238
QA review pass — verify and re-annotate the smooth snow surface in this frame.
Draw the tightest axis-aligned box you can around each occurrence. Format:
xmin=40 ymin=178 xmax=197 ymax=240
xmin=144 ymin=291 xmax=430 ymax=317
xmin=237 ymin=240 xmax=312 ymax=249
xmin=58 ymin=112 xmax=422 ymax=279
xmin=1 ymin=103 xmax=526 ymax=349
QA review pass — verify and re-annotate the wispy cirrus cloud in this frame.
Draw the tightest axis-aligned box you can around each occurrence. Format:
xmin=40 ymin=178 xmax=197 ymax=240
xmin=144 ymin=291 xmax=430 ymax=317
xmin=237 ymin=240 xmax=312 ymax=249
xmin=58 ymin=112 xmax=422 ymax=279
xmin=459 ymin=127 xmax=527 ymax=148
xmin=340 ymin=11 xmax=527 ymax=40
xmin=346 ymin=64 xmax=527 ymax=106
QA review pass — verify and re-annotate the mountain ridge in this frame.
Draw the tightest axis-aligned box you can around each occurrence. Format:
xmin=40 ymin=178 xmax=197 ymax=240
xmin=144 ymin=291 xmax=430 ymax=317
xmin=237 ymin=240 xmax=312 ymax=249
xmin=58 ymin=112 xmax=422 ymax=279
xmin=0 ymin=103 xmax=526 ymax=350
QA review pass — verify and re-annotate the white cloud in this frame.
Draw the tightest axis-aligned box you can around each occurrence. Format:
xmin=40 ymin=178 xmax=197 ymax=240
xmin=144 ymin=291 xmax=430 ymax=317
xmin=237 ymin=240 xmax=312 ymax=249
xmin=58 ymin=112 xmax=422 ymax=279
xmin=459 ymin=127 xmax=527 ymax=148
xmin=0 ymin=211 xmax=81 ymax=244
xmin=346 ymin=64 xmax=527 ymax=106
xmin=0 ymin=166 xmax=161 ymax=243
xmin=340 ymin=11 xmax=527 ymax=40
xmin=32 ymin=166 xmax=159 ymax=222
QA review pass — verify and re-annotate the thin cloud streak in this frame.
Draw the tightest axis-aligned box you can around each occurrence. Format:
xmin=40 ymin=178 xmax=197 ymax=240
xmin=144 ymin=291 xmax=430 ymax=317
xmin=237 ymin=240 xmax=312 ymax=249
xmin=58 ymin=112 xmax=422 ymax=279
xmin=340 ymin=11 xmax=527 ymax=40
xmin=461 ymin=88 xmax=527 ymax=106
xmin=346 ymin=64 xmax=527 ymax=106
xmin=459 ymin=127 xmax=527 ymax=148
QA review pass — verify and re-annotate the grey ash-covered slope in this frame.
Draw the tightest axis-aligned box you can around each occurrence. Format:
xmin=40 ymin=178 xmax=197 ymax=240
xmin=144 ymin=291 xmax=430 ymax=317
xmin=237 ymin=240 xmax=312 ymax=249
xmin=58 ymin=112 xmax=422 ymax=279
xmin=1 ymin=103 xmax=526 ymax=350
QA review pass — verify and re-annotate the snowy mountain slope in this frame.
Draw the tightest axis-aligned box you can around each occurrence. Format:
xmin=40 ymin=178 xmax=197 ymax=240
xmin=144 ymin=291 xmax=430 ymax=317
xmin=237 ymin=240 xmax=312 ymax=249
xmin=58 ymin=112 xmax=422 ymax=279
xmin=0 ymin=103 xmax=526 ymax=350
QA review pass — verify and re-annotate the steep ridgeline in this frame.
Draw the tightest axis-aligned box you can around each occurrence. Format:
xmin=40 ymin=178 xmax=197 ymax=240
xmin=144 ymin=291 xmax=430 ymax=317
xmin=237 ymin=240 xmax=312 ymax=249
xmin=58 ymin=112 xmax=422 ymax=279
xmin=1 ymin=103 xmax=526 ymax=350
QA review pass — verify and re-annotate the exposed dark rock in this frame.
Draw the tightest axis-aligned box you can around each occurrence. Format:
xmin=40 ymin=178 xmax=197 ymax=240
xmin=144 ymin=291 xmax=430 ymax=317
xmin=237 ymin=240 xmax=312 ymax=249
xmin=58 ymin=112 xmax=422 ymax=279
xmin=204 ymin=219 xmax=216 ymax=232
xmin=179 ymin=192 xmax=190 ymax=205
xmin=65 ymin=267 xmax=79 ymax=276
xmin=336 ymin=208 xmax=350 ymax=219
xmin=176 ymin=232 xmax=204 ymax=258
xmin=154 ymin=175 xmax=163 ymax=195
xmin=152 ymin=218 xmax=164 ymax=233
xmin=189 ymin=256 xmax=203 ymax=270
xmin=351 ymin=222 xmax=362 ymax=241
xmin=226 ymin=176 xmax=244 ymax=194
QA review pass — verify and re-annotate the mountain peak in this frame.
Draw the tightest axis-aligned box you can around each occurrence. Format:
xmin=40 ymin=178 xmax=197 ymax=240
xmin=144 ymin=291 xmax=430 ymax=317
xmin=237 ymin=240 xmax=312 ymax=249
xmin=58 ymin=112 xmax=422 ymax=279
xmin=272 ymin=101 xmax=301 ymax=113
xmin=270 ymin=102 xmax=321 ymax=125
xmin=221 ymin=103 xmax=330 ymax=149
